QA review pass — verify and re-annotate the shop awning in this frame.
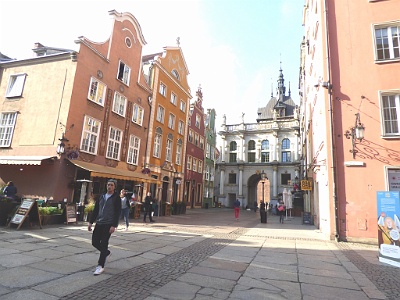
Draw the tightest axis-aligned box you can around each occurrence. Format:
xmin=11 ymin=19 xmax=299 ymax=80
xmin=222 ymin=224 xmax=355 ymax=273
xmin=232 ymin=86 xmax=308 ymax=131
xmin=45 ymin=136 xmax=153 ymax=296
xmin=68 ymin=159 xmax=159 ymax=183
xmin=0 ymin=156 xmax=57 ymax=165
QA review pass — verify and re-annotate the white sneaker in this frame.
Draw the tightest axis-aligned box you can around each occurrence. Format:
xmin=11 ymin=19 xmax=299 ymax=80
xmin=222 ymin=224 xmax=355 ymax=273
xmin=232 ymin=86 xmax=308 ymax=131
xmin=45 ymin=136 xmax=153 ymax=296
xmin=93 ymin=265 xmax=104 ymax=275
xmin=124 ymin=228 xmax=128 ymax=231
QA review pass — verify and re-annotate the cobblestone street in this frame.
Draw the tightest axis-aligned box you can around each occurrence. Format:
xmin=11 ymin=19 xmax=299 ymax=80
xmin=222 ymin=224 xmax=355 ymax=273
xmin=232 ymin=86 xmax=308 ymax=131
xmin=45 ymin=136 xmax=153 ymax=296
xmin=0 ymin=208 xmax=398 ymax=300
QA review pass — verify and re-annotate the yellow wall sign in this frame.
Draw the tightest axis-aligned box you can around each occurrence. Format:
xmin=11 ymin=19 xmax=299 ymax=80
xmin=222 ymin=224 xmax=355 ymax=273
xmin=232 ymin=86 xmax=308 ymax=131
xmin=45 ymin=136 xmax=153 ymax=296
xmin=301 ymin=180 xmax=313 ymax=190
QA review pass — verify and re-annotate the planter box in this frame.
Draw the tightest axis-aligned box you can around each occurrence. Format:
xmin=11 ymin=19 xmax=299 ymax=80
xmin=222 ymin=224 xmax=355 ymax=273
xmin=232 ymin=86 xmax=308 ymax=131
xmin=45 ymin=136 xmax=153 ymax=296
xmin=40 ymin=214 xmax=64 ymax=225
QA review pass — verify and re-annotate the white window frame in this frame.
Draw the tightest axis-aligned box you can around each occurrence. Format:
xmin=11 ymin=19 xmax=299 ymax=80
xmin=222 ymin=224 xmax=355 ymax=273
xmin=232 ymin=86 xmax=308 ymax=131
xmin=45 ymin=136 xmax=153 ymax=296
xmin=117 ymin=60 xmax=131 ymax=85
xmin=159 ymin=82 xmax=167 ymax=96
xmin=192 ymin=158 xmax=197 ymax=172
xmin=6 ymin=74 xmax=27 ymax=98
xmin=188 ymin=129 xmax=194 ymax=143
xmin=156 ymin=105 xmax=165 ymax=123
xmin=106 ymin=126 xmax=122 ymax=160
xmin=200 ymin=137 xmax=204 ymax=149
xmin=88 ymin=77 xmax=106 ymax=106
xmin=127 ymin=134 xmax=140 ymax=165
xmin=170 ymin=92 xmax=177 ymax=105
xmin=0 ymin=112 xmax=17 ymax=147
xmin=153 ymin=131 xmax=162 ymax=158
xmin=132 ymin=103 xmax=144 ymax=126
xmin=380 ymin=91 xmax=400 ymax=136
xmin=187 ymin=156 xmax=192 ymax=170
xmin=168 ymin=113 xmax=176 ymax=129
xmin=198 ymin=160 xmax=203 ymax=174
xmin=80 ymin=115 xmax=101 ymax=154
xmin=180 ymin=100 xmax=186 ymax=112
xmin=178 ymin=120 xmax=184 ymax=135
xmin=195 ymin=114 xmax=201 ymax=128
xmin=112 ymin=92 xmax=127 ymax=117
xmin=166 ymin=138 xmax=173 ymax=162
xmin=176 ymin=142 xmax=182 ymax=165
xmin=374 ymin=22 xmax=400 ymax=62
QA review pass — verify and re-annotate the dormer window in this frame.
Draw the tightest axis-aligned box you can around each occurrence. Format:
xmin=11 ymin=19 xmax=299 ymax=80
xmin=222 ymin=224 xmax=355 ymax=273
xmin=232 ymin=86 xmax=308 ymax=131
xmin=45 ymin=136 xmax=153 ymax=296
xmin=171 ymin=69 xmax=180 ymax=80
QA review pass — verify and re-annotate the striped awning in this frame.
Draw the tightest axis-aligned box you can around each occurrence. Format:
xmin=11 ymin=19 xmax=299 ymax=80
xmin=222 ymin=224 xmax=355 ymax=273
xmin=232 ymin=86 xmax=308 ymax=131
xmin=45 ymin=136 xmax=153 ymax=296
xmin=0 ymin=156 xmax=56 ymax=165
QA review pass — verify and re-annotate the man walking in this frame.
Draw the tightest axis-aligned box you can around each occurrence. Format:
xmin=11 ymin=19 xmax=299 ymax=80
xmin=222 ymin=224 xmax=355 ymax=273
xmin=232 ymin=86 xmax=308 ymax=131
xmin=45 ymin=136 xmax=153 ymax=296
xmin=88 ymin=179 xmax=121 ymax=275
xmin=234 ymin=199 xmax=241 ymax=221
xmin=143 ymin=192 xmax=155 ymax=223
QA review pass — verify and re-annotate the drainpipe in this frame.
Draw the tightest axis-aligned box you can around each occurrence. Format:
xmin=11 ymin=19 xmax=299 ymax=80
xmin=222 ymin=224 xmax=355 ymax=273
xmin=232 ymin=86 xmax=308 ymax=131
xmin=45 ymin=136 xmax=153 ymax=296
xmin=324 ymin=0 xmax=340 ymax=242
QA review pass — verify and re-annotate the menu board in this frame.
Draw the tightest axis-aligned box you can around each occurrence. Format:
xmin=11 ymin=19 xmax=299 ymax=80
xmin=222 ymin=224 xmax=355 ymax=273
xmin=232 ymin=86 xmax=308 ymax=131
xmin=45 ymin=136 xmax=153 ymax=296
xmin=9 ymin=199 xmax=42 ymax=230
xmin=65 ymin=204 xmax=77 ymax=224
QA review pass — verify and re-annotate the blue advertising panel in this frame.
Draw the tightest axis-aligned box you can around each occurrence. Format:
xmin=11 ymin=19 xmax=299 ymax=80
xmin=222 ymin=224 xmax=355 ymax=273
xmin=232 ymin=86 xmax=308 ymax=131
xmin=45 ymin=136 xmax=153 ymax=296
xmin=377 ymin=191 xmax=400 ymax=268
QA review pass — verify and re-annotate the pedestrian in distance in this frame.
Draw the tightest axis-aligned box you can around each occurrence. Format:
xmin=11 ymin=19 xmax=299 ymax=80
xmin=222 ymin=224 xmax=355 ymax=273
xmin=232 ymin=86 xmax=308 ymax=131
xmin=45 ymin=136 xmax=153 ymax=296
xmin=253 ymin=200 xmax=258 ymax=213
xmin=119 ymin=189 xmax=130 ymax=231
xmin=277 ymin=201 xmax=286 ymax=224
xmin=143 ymin=192 xmax=155 ymax=223
xmin=88 ymin=179 xmax=121 ymax=275
xmin=3 ymin=181 xmax=17 ymax=200
xmin=234 ymin=199 xmax=241 ymax=221
xmin=259 ymin=200 xmax=267 ymax=223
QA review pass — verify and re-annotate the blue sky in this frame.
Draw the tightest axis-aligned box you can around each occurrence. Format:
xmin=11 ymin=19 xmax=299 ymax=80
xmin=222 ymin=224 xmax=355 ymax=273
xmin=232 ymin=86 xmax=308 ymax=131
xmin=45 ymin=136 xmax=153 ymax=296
xmin=0 ymin=0 xmax=305 ymax=131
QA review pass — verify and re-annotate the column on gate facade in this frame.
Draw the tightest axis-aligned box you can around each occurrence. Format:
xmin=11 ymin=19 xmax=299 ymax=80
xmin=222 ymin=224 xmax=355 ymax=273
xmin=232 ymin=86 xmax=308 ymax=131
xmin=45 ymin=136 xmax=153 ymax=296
xmin=294 ymin=131 xmax=299 ymax=161
xmin=221 ymin=137 xmax=226 ymax=162
xmin=273 ymin=131 xmax=279 ymax=161
xmin=219 ymin=165 xmax=225 ymax=195
xmin=239 ymin=134 xmax=245 ymax=162
xmin=272 ymin=165 xmax=278 ymax=198
xmin=257 ymin=140 xmax=261 ymax=162
xmin=238 ymin=164 xmax=243 ymax=196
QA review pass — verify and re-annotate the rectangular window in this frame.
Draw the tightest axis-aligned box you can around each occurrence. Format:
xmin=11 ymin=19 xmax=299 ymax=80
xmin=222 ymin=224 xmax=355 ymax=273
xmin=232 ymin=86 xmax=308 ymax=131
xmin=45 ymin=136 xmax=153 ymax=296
xmin=176 ymin=143 xmax=182 ymax=165
xmin=168 ymin=113 xmax=175 ymax=129
xmin=81 ymin=116 xmax=101 ymax=154
xmin=153 ymin=133 xmax=161 ymax=158
xmin=282 ymin=151 xmax=291 ymax=162
xmin=188 ymin=129 xmax=194 ymax=142
xmin=192 ymin=158 xmax=197 ymax=172
xmin=194 ymin=133 xmax=199 ymax=146
xmin=261 ymin=152 xmax=270 ymax=162
xmin=248 ymin=152 xmax=256 ymax=163
xmin=117 ymin=60 xmax=131 ymax=85
xmin=205 ymin=166 xmax=210 ymax=180
xmin=166 ymin=139 xmax=172 ymax=162
xmin=88 ymin=77 xmax=106 ymax=105
xmin=132 ymin=104 xmax=144 ymax=125
xmin=281 ymin=174 xmax=291 ymax=185
xmin=180 ymin=100 xmax=186 ymax=112
xmin=198 ymin=160 xmax=203 ymax=174
xmin=200 ymin=137 xmax=204 ymax=149
xmin=228 ymin=173 xmax=236 ymax=184
xmin=375 ymin=23 xmax=400 ymax=61
xmin=178 ymin=120 xmax=184 ymax=135
xmin=113 ymin=92 xmax=127 ymax=116
xmin=206 ymin=144 xmax=211 ymax=158
xmin=195 ymin=114 xmax=201 ymax=128
xmin=106 ymin=127 xmax=122 ymax=160
xmin=381 ymin=93 xmax=400 ymax=135
xmin=170 ymin=92 xmax=177 ymax=105
xmin=229 ymin=153 xmax=237 ymax=163
xmin=156 ymin=105 xmax=165 ymax=123
xmin=187 ymin=156 xmax=192 ymax=170
xmin=6 ymin=74 xmax=27 ymax=98
xmin=159 ymin=82 xmax=166 ymax=96
xmin=127 ymin=135 xmax=140 ymax=165
xmin=0 ymin=112 xmax=17 ymax=147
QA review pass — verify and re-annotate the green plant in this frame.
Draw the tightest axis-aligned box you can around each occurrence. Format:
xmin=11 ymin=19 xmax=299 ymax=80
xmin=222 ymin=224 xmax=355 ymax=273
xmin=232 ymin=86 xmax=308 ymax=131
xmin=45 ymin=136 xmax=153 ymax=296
xmin=84 ymin=203 xmax=95 ymax=213
xmin=39 ymin=207 xmax=63 ymax=215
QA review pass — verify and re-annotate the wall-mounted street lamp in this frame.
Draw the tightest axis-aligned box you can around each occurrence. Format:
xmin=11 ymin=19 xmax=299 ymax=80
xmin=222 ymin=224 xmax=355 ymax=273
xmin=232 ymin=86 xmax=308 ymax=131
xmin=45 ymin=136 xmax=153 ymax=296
xmin=344 ymin=113 xmax=365 ymax=159
xmin=56 ymin=133 xmax=69 ymax=155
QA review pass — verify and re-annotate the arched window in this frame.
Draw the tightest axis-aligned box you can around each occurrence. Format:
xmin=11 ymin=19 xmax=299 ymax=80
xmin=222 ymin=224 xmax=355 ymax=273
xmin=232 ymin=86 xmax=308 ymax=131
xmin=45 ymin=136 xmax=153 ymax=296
xmin=229 ymin=141 xmax=237 ymax=151
xmin=153 ymin=127 xmax=163 ymax=158
xmin=281 ymin=138 xmax=291 ymax=162
xmin=261 ymin=139 xmax=270 ymax=162
xmin=248 ymin=140 xmax=256 ymax=162
xmin=171 ymin=69 xmax=180 ymax=80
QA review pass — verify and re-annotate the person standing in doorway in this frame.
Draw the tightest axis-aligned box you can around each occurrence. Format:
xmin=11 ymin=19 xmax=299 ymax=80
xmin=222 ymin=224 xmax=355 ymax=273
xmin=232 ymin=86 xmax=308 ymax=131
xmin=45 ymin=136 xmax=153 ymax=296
xmin=88 ymin=179 xmax=121 ymax=275
xmin=143 ymin=192 xmax=155 ymax=223
xmin=234 ymin=199 xmax=241 ymax=221
xmin=119 ymin=189 xmax=130 ymax=231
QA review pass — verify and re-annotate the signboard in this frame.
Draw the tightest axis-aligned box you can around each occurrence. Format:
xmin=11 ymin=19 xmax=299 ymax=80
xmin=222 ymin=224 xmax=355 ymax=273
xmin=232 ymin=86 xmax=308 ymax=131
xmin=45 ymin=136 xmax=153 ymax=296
xmin=301 ymin=180 xmax=313 ymax=191
xmin=377 ymin=191 xmax=400 ymax=268
xmin=302 ymin=212 xmax=313 ymax=225
xmin=9 ymin=198 xmax=42 ymax=230
xmin=65 ymin=204 xmax=77 ymax=224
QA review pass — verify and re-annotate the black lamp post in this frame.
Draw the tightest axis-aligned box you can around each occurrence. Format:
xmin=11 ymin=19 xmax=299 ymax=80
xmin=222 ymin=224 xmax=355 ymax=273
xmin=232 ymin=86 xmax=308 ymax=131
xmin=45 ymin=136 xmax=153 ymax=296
xmin=344 ymin=113 xmax=365 ymax=159
xmin=261 ymin=170 xmax=267 ymax=204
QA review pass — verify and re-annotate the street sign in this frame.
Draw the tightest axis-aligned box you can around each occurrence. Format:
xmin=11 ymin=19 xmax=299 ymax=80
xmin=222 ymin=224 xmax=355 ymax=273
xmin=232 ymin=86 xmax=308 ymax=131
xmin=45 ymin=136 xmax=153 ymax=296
xmin=301 ymin=180 xmax=313 ymax=191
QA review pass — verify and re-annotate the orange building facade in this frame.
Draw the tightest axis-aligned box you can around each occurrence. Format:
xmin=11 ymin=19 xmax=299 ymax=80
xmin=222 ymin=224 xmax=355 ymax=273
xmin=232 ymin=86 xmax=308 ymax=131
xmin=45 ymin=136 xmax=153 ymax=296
xmin=300 ymin=0 xmax=400 ymax=243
